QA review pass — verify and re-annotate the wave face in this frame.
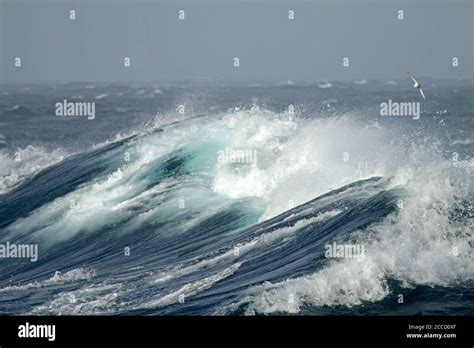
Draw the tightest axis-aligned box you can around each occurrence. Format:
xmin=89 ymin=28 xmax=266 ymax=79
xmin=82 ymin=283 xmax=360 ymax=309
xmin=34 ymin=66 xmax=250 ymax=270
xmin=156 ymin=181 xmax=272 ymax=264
xmin=0 ymin=84 xmax=473 ymax=315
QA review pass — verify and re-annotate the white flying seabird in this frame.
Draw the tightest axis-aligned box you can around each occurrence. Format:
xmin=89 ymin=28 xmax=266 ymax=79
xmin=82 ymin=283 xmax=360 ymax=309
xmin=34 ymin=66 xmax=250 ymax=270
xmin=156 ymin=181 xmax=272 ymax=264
xmin=407 ymin=72 xmax=426 ymax=100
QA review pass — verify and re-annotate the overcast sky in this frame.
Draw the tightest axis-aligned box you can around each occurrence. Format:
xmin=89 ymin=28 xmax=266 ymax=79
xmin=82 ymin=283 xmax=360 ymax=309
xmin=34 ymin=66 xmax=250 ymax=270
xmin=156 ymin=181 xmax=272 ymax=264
xmin=1 ymin=0 xmax=472 ymax=83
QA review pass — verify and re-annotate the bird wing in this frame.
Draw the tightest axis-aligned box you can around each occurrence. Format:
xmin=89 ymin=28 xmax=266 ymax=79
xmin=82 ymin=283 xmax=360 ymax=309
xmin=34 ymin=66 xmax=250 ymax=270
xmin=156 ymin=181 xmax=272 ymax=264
xmin=408 ymin=73 xmax=418 ymax=85
xmin=419 ymin=88 xmax=426 ymax=100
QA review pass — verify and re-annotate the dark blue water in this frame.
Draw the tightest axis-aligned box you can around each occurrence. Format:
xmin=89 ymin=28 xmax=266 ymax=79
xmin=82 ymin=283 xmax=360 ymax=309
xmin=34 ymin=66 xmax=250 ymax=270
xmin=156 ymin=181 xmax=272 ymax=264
xmin=0 ymin=80 xmax=472 ymax=315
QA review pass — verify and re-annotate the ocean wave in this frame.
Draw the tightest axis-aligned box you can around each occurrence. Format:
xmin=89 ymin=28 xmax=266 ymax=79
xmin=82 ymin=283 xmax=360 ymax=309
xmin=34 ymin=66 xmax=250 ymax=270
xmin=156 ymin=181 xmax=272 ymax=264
xmin=0 ymin=106 xmax=471 ymax=315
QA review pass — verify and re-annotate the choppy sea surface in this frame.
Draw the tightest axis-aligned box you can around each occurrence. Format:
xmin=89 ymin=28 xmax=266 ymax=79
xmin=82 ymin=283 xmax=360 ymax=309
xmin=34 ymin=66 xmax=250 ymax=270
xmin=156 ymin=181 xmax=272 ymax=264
xmin=0 ymin=80 xmax=472 ymax=315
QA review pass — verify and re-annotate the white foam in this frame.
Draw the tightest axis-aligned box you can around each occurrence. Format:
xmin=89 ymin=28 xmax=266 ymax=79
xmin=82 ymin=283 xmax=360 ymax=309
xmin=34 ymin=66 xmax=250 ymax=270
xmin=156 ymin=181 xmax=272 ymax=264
xmin=30 ymin=283 xmax=122 ymax=315
xmin=318 ymin=82 xmax=332 ymax=89
xmin=0 ymin=268 xmax=96 ymax=293
xmin=209 ymin=110 xmax=390 ymax=220
xmin=95 ymin=93 xmax=109 ymax=99
xmin=0 ymin=146 xmax=68 ymax=195
xmin=144 ymin=263 xmax=241 ymax=309
xmin=233 ymin=257 xmax=388 ymax=315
